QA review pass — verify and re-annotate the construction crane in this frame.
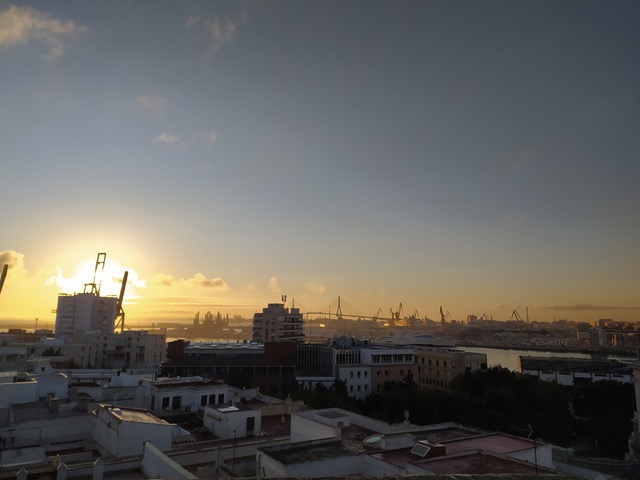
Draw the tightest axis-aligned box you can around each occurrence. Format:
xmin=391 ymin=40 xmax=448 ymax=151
xmin=440 ymin=306 xmax=446 ymax=324
xmin=114 ymin=271 xmax=128 ymax=333
xmin=511 ymin=309 xmax=524 ymax=322
xmin=0 ymin=264 xmax=7 ymax=296
xmin=480 ymin=313 xmax=492 ymax=321
xmin=84 ymin=253 xmax=106 ymax=295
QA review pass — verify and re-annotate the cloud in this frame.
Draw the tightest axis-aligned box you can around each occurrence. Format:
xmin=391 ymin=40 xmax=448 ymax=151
xmin=305 ymin=281 xmax=326 ymax=295
xmin=243 ymin=283 xmax=257 ymax=291
xmin=195 ymin=130 xmax=217 ymax=144
xmin=268 ymin=277 xmax=281 ymax=293
xmin=136 ymin=95 xmax=167 ymax=115
xmin=154 ymin=129 xmax=217 ymax=146
xmin=188 ymin=273 xmax=229 ymax=290
xmin=0 ymin=250 xmax=25 ymax=271
xmin=154 ymin=132 xmax=180 ymax=145
xmin=0 ymin=5 xmax=87 ymax=61
xmin=186 ymin=12 xmax=244 ymax=56
xmin=541 ymin=303 xmax=640 ymax=311
xmin=153 ymin=273 xmax=175 ymax=287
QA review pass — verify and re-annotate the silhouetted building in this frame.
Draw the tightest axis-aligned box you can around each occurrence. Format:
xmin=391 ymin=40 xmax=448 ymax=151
xmin=54 ymin=292 xmax=117 ymax=339
xmin=252 ymin=303 xmax=304 ymax=343
xmin=162 ymin=340 xmax=296 ymax=397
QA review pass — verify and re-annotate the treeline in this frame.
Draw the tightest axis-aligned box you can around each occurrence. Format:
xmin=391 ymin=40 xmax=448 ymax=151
xmin=291 ymin=367 xmax=636 ymax=458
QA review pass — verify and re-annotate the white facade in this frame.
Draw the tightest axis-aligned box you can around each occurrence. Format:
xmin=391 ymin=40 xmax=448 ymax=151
xmin=0 ymin=370 xmax=68 ymax=408
xmin=92 ymin=404 xmax=176 ymax=457
xmin=147 ymin=377 xmax=232 ymax=416
xmin=55 ymin=293 xmax=118 ymax=339
xmin=337 ymin=365 xmax=371 ymax=399
xmin=203 ymin=403 xmax=261 ymax=439
xmin=252 ymin=303 xmax=304 ymax=343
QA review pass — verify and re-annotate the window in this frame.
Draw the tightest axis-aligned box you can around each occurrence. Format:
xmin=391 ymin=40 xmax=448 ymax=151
xmin=357 ymin=371 xmax=361 ymax=378
xmin=162 ymin=397 xmax=169 ymax=409
xmin=350 ymin=372 xmax=353 ymax=378
xmin=201 ymin=395 xmax=207 ymax=406
xmin=172 ymin=396 xmax=181 ymax=410
xmin=385 ymin=370 xmax=389 ymax=376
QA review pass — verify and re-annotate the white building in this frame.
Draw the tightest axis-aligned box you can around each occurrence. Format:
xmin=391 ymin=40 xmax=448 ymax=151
xmin=295 ymin=338 xmax=416 ymax=399
xmin=92 ymin=403 xmax=187 ymax=457
xmin=203 ymin=403 xmax=261 ymax=440
xmin=252 ymin=303 xmax=304 ymax=343
xmin=54 ymin=292 xmax=118 ymax=339
xmin=146 ymin=376 xmax=233 ymax=416
xmin=0 ymin=369 xmax=68 ymax=408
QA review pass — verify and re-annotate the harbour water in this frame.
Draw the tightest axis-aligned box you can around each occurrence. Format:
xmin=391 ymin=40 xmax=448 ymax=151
xmin=460 ymin=346 xmax=633 ymax=372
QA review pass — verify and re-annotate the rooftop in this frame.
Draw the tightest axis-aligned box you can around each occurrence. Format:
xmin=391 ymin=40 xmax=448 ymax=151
xmin=413 ymin=450 xmax=547 ymax=475
xmin=98 ymin=404 xmax=169 ymax=425
xmin=443 ymin=432 xmax=537 ymax=456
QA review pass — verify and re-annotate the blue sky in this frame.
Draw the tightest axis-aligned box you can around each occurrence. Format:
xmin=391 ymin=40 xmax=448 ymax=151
xmin=1 ymin=0 xmax=639 ymax=324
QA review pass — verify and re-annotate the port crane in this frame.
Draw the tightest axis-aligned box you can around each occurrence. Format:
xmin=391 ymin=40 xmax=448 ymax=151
xmin=84 ymin=252 xmax=106 ymax=295
xmin=114 ymin=271 xmax=128 ymax=333
xmin=371 ymin=307 xmax=383 ymax=324
xmin=0 ymin=264 xmax=7 ymax=296
xmin=511 ymin=309 xmax=524 ymax=322
xmin=407 ymin=309 xmax=421 ymax=327
xmin=393 ymin=303 xmax=403 ymax=322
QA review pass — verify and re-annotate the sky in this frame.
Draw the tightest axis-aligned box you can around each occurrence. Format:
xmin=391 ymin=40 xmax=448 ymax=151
xmin=1 ymin=0 xmax=639 ymax=326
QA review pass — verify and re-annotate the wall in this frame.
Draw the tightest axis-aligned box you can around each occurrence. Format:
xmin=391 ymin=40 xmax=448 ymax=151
xmin=203 ymin=407 xmax=261 ymax=439
xmin=0 ymin=381 xmax=37 ymax=408
xmin=290 ymin=412 xmax=339 ymax=442
xmin=508 ymin=443 xmax=553 ymax=469
xmin=118 ymin=420 xmax=173 ymax=457
xmin=141 ymin=441 xmax=197 ymax=479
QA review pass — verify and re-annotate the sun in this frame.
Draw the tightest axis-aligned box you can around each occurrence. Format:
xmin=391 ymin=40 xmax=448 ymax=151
xmin=49 ymin=255 xmax=144 ymax=301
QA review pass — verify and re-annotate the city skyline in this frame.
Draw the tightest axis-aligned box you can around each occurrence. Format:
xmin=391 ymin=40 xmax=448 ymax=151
xmin=1 ymin=1 xmax=639 ymax=325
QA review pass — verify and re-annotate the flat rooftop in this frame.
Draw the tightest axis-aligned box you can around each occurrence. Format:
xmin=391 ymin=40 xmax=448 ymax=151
xmin=100 ymin=405 xmax=169 ymax=425
xmin=414 ymin=451 xmax=544 ymax=474
xmin=443 ymin=432 xmax=536 ymax=455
